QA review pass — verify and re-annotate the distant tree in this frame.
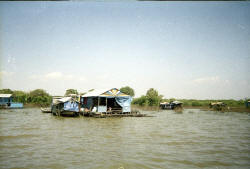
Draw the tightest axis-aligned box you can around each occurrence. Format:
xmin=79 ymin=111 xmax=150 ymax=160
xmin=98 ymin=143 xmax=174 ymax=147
xmin=65 ymin=89 xmax=78 ymax=96
xmin=146 ymin=88 xmax=163 ymax=106
xmin=132 ymin=95 xmax=148 ymax=106
xmin=120 ymin=86 xmax=135 ymax=97
xmin=169 ymin=98 xmax=176 ymax=102
xmin=13 ymin=90 xmax=28 ymax=103
xmin=29 ymin=89 xmax=51 ymax=106
xmin=88 ymin=89 xmax=94 ymax=92
xmin=0 ymin=88 xmax=13 ymax=94
xmin=29 ymin=89 xmax=50 ymax=97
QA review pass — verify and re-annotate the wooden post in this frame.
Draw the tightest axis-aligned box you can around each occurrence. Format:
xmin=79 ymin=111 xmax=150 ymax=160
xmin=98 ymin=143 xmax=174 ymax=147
xmin=106 ymin=97 xmax=107 ymax=114
xmin=97 ymin=97 xmax=99 ymax=113
xmin=78 ymin=96 xmax=81 ymax=113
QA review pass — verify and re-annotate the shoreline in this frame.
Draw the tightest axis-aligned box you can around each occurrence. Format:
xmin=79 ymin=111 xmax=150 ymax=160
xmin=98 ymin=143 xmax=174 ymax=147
xmin=13 ymin=104 xmax=250 ymax=113
xmin=132 ymin=105 xmax=250 ymax=113
xmin=23 ymin=104 xmax=50 ymax=108
xmin=183 ymin=106 xmax=250 ymax=113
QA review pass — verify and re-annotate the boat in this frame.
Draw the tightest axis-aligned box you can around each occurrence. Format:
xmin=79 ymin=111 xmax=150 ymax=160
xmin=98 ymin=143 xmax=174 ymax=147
xmin=160 ymin=101 xmax=183 ymax=110
xmin=41 ymin=107 xmax=51 ymax=113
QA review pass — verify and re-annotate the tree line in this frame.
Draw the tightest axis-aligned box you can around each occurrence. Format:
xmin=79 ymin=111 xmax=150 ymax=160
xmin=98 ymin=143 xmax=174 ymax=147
xmin=120 ymin=86 xmax=248 ymax=107
xmin=0 ymin=87 xmax=248 ymax=107
xmin=0 ymin=89 xmax=52 ymax=106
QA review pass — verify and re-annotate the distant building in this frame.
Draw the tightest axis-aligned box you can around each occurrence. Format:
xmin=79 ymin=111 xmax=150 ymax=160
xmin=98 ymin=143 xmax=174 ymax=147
xmin=0 ymin=94 xmax=23 ymax=108
xmin=209 ymin=102 xmax=226 ymax=111
xmin=160 ymin=101 xmax=183 ymax=110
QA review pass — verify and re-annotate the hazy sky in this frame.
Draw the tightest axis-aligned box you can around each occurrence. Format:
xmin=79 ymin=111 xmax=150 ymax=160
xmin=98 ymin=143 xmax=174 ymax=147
xmin=0 ymin=2 xmax=249 ymax=99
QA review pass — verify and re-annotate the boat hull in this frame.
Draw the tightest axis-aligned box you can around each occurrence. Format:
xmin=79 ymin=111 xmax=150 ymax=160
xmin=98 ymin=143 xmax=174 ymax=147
xmin=41 ymin=107 xmax=52 ymax=113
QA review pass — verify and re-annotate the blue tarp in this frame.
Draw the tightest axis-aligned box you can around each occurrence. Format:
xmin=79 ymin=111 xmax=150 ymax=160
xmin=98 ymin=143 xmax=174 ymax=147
xmin=10 ymin=103 xmax=23 ymax=108
xmin=115 ymin=96 xmax=132 ymax=112
xmin=115 ymin=97 xmax=132 ymax=107
xmin=64 ymin=101 xmax=79 ymax=112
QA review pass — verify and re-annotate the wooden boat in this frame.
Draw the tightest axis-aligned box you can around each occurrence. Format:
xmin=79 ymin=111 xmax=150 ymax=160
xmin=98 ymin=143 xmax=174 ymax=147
xmin=41 ymin=107 xmax=51 ymax=113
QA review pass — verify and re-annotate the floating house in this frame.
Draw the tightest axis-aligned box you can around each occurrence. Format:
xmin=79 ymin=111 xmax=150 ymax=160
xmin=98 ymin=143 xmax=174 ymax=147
xmin=160 ymin=101 xmax=183 ymax=110
xmin=80 ymin=88 xmax=132 ymax=114
xmin=51 ymin=96 xmax=79 ymax=116
xmin=209 ymin=102 xmax=226 ymax=111
xmin=0 ymin=94 xmax=23 ymax=108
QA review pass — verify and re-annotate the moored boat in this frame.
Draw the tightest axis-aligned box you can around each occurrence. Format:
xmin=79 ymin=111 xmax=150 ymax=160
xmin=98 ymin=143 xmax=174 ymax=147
xmin=41 ymin=107 xmax=51 ymax=113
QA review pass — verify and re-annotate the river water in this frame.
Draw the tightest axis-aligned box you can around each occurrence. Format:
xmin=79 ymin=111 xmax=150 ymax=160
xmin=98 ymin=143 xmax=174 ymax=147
xmin=0 ymin=108 xmax=249 ymax=169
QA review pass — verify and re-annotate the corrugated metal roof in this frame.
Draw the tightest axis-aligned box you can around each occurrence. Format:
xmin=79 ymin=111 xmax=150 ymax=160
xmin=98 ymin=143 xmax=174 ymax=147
xmin=52 ymin=97 xmax=75 ymax=104
xmin=82 ymin=89 xmax=111 ymax=97
xmin=82 ymin=88 xmax=129 ymax=97
xmin=172 ymin=101 xmax=182 ymax=104
xmin=58 ymin=97 xmax=72 ymax=103
xmin=0 ymin=94 xmax=12 ymax=98
xmin=160 ymin=102 xmax=169 ymax=105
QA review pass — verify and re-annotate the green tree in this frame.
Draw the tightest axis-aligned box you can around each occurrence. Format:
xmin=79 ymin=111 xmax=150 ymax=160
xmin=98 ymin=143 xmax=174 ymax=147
xmin=65 ymin=89 xmax=78 ymax=96
xmin=0 ymin=88 xmax=13 ymax=94
xmin=29 ymin=89 xmax=51 ymax=106
xmin=120 ymin=86 xmax=135 ymax=97
xmin=169 ymin=98 xmax=176 ymax=102
xmin=12 ymin=90 xmax=28 ymax=103
xmin=29 ymin=89 xmax=49 ymax=97
xmin=146 ymin=88 xmax=163 ymax=106
xmin=132 ymin=95 xmax=148 ymax=106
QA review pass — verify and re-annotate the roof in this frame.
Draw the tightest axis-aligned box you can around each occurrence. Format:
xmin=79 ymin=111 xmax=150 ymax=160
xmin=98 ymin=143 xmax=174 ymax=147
xmin=0 ymin=94 xmax=12 ymax=98
xmin=58 ymin=97 xmax=72 ymax=103
xmin=160 ymin=102 xmax=169 ymax=105
xmin=68 ymin=94 xmax=78 ymax=97
xmin=172 ymin=101 xmax=182 ymax=104
xmin=82 ymin=88 xmax=130 ymax=97
xmin=210 ymin=102 xmax=225 ymax=105
xmin=52 ymin=97 xmax=77 ymax=104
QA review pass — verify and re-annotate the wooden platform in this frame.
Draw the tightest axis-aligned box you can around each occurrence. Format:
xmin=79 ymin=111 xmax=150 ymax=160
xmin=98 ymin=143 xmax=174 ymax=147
xmin=83 ymin=112 xmax=151 ymax=118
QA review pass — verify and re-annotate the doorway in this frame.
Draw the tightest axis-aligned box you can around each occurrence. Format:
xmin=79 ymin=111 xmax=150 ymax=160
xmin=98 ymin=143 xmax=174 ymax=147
xmin=107 ymin=98 xmax=122 ymax=113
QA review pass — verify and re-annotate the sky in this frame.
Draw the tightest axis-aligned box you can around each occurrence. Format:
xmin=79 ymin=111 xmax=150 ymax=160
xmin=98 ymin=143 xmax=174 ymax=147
xmin=0 ymin=2 xmax=249 ymax=99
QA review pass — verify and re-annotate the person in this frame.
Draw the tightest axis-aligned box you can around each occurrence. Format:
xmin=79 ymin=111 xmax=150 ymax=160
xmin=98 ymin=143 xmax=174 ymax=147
xmin=107 ymin=107 xmax=112 ymax=113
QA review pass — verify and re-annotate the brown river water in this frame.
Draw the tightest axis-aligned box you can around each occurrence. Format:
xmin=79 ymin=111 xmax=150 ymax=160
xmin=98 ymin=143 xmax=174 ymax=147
xmin=0 ymin=108 xmax=249 ymax=169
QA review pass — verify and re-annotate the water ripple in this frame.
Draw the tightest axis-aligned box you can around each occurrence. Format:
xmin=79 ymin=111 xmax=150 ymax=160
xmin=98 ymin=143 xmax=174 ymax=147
xmin=0 ymin=108 xmax=249 ymax=169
